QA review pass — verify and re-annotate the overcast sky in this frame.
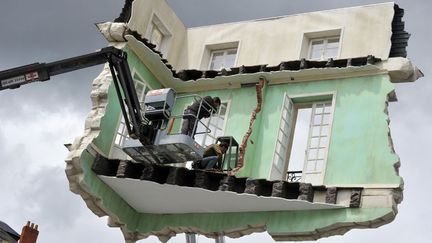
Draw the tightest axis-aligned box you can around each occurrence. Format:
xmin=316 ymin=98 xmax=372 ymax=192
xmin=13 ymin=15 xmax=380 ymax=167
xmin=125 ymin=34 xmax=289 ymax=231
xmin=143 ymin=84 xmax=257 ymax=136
xmin=0 ymin=0 xmax=431 ymax=242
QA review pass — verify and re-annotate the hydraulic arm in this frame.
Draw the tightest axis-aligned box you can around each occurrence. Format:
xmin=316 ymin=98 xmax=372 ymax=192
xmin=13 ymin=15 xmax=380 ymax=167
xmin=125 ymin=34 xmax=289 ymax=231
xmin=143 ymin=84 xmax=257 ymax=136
xmin=0 ymin=47 xmax=145 ymax=141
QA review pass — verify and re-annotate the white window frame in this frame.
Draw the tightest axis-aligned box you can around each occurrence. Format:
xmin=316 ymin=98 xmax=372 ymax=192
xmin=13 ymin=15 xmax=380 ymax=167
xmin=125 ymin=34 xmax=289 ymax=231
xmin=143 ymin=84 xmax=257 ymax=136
xmin=308 ymin=36 xmax=341 ymax=61
xmin=299 ymin=28 xmax=343 ymax=60
xmin=269 ymin=94 xmax=295 ymax=181
xmin=208 ymin=48 xmax=238 ymax=70
xmin=268 ymin=92 xmax=336 ymax=185
xmin=199 ymin=41 xmax=240 ymax=70
xmin=110 ymin=69 xmax=152 ymax=159
xmin=150 ymin=25 xmax=164 ymax=51
xmin=146 ymin=13 xmax=172 ymax=56
xmin=195 ymin=100 xmax=231 ymax=147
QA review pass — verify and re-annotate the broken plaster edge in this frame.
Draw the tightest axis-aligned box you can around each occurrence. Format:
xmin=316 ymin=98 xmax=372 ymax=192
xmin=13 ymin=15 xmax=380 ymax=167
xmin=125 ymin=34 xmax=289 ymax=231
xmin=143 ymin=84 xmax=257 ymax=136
xmin=64 ymin=63 xmax=137 ymax=240
xmin=380 ymin=57 xmax=424 ymax=83
xmin=271 ymin=209 xmax=396 ymax=241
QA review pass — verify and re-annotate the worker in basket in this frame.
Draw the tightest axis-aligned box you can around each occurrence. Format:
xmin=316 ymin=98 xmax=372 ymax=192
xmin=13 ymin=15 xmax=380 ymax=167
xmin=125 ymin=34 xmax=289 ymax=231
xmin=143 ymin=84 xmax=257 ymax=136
xmin=181 ymin=96 xmax=221 ymax=137
xmin=193 ymin=141 xmax=229 ymax=170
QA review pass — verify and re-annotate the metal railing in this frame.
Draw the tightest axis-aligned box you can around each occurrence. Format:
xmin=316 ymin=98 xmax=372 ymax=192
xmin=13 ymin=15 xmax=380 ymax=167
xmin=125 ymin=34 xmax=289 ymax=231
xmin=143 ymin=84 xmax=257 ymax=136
xmin=167 ymin=94 xmax=218 ymax=138
xmin=287 ymin=170 xmax=302 ymax=182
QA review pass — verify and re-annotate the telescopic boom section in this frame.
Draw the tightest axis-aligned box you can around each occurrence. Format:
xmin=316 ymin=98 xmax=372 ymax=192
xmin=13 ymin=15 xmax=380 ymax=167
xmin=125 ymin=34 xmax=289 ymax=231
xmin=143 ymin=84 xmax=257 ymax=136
xmin=0 ymin=46 xmax=143 ymax=139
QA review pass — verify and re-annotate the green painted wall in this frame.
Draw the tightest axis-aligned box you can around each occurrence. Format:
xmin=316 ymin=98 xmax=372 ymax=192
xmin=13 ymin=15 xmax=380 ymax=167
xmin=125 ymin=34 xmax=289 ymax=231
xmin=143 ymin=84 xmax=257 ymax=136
xmin=169 ymin=75 xmax=399 ymax=186
xmin=84 ymin=47 xmax=400 ymax=237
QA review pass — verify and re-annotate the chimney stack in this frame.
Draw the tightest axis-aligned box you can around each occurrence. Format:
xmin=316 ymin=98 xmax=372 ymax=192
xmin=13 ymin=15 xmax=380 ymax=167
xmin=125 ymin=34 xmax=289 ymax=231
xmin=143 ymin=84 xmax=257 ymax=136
xmin=18 ymin=221 xmax=39 ymax=243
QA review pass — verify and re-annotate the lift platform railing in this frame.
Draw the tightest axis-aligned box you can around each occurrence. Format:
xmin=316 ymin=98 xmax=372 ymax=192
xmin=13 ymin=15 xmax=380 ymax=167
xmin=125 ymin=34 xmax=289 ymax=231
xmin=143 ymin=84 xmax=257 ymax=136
xmin=216 ymin=136 xmax=239 ymax=171
xmin=166 ymin=94 xmax=219 ymax=139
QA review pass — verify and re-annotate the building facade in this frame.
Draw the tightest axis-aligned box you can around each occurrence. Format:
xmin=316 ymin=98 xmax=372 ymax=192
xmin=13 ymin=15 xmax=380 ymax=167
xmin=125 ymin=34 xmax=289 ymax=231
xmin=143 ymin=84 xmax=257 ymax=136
xmin=65 ymin=1 xmax=422 ymax=242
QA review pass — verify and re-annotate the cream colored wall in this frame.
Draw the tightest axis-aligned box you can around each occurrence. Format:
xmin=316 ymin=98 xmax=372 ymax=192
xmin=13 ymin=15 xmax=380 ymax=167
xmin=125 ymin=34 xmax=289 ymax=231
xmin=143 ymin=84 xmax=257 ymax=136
xmin=128 ymin=2 xmax=394 ymax=70
xmin=128 ymin=0 xmax=188 ymax=69
xmin=186 ymin=3 xmax=394 ymax=69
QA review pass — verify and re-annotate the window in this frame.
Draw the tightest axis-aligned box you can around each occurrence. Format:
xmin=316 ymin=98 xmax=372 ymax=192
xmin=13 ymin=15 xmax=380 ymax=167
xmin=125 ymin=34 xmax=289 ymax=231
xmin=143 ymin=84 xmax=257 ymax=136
xmin=209 ymin=49 xmax=237 ymax=70
xmin=309 ymin=37 xmax=340 ymax=60
xmin=302 ymin=101 xmax=332 ymax=185
xmin=270 ymin=95 xmax=294 ymax=180
xmin=269 ymin=93 xmax=335 ymax=185
xmin=111 ymin=72 xmax=150 ymax=159
xmin=150 ymin=25 xmax=164 ymax=51
xmin=300 ymin=29 xmax=342 ymax=60
xmin=195 ymin=101 xmax=230 ymax=146
xmin=147 ymin=14 xmax=171 ymax=55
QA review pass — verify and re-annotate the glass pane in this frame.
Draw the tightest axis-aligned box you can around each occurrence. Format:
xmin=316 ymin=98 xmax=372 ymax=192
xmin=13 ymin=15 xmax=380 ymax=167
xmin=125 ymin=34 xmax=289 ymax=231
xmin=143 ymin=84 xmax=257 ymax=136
xmin=310 ymin=40 xmax=324 ymax=60
xmin=324 ymin=103 xmax=332 ymax=113
xmin=308 ymin=149 xmax=318 ymax=160
xmin=281 ymin=133 xmax=289 ymax=146
xmin=276 ymin=143 xmax=282 ymax=153
xmin=276 ymin=157 xmax=284 ymax=170
xmin=322 ymin=114 xmax=330 ymax=125
xmin=312 ymin=126 xmax=320 ymax=136
xmin=325 ymin=47 xmax=339 ymax=59
xmin=319 ymin=136 xmax=328 ymax=147
xmin=278 ymin=131 xmax=284 ymax=143
xmin=321 ymin=125 xmax=329 ymax=136
xmin=327 ymin=38 xmax=340 ymax=48
xmin=318 ymin=149 xmax=325 ymax=159
xmin=306 ymin=160 xmax=316 ymax=171
xmin=224 ymin=51 xmax=237 ymax=68
xmin=282 ymin=107 xmax=288 ymax=119
xmin=316 ymin=159 xmax=324 ymax=171
xmin=219 ymin=104 xmax=227 ymax=116
xmin=310 ymin=137 xmax=319 ymax=148
xmin=313 ymin=115 xmax=322 ymax=125
xmin=115 ymin=134 xmax=122 ymax=145
xmin=151 ymin=26 xmax=163 ymax=50
xmin=210 ymin=52 xmax=224 ymax=70
xmin=315 ymin=106 xmax=324 ymax=114
xmin=135 ymin=82 xmax=145 ymax=100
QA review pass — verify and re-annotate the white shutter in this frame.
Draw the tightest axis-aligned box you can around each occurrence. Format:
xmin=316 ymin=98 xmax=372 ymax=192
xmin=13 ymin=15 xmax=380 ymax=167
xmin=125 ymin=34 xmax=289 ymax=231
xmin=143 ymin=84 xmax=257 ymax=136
xmin=269 ymin=94 xmax=294 ymax=180
xmin=302 ymin=101 xmax=332 ymax=185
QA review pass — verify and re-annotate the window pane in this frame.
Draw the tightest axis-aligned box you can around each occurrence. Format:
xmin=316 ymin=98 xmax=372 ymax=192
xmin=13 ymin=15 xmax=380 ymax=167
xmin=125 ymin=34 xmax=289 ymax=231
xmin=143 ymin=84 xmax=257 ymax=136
xmin=312 ymin=126 xmax=320 ymax=136
xmin=325 ymin=47 xmax=339 ymax=59
xmin=321 ymin=125 xmax=329 ymax=136
xmin=313 ymin=115 xmax=322 ymax=125
xmin=327 ymin=38 xmax=340 ymax=48
xmin=324 ymin=103 xmax=332 ymax=113
xmin=151 ymin=26 xmax=163 ymax=50
xmin=282 ymin=107 xmax=288 ymax=119
xmin=310 ymin=137 xmax=319 ymax=148
xmin=315 ymin=106 xmax=324 ymax=114
xmin=308 ymin=149 xmax=318 ymax=160
xmin=210 ymin=52 xmax=224 ymax=70
xmin=322 ymin=114 xmax=330 ymax=125
xmin=135 ymin=82 xmax=144 ymax=100
xmin=318 ymin=149 xmax=325 ymax=159
xmin=306 ymin=160 xmax=316 ymax=171
xmin=310 ymin=40 xmax=324 ymax=60
xmin=316 ymin=159 xmax=324 ymax=171
xmin=224 ymin=50 xmax=237 ymax=68
xmin=219 ymin=104 xmax=227 ymax=116
xmin=319 ymin=136 xmax=328 ymax=147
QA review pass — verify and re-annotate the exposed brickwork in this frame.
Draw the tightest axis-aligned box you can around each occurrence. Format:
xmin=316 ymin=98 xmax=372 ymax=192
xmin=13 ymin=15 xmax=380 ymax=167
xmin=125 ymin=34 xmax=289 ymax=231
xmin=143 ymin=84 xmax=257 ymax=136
xmin=18 ymin=222 xmax=38 ymax=243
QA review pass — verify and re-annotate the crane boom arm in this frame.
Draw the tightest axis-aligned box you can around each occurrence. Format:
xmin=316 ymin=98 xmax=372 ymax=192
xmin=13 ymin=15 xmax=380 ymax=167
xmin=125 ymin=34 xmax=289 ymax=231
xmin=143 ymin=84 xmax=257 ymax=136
xmin=0 ymin=46 xmax=144 ymax=140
